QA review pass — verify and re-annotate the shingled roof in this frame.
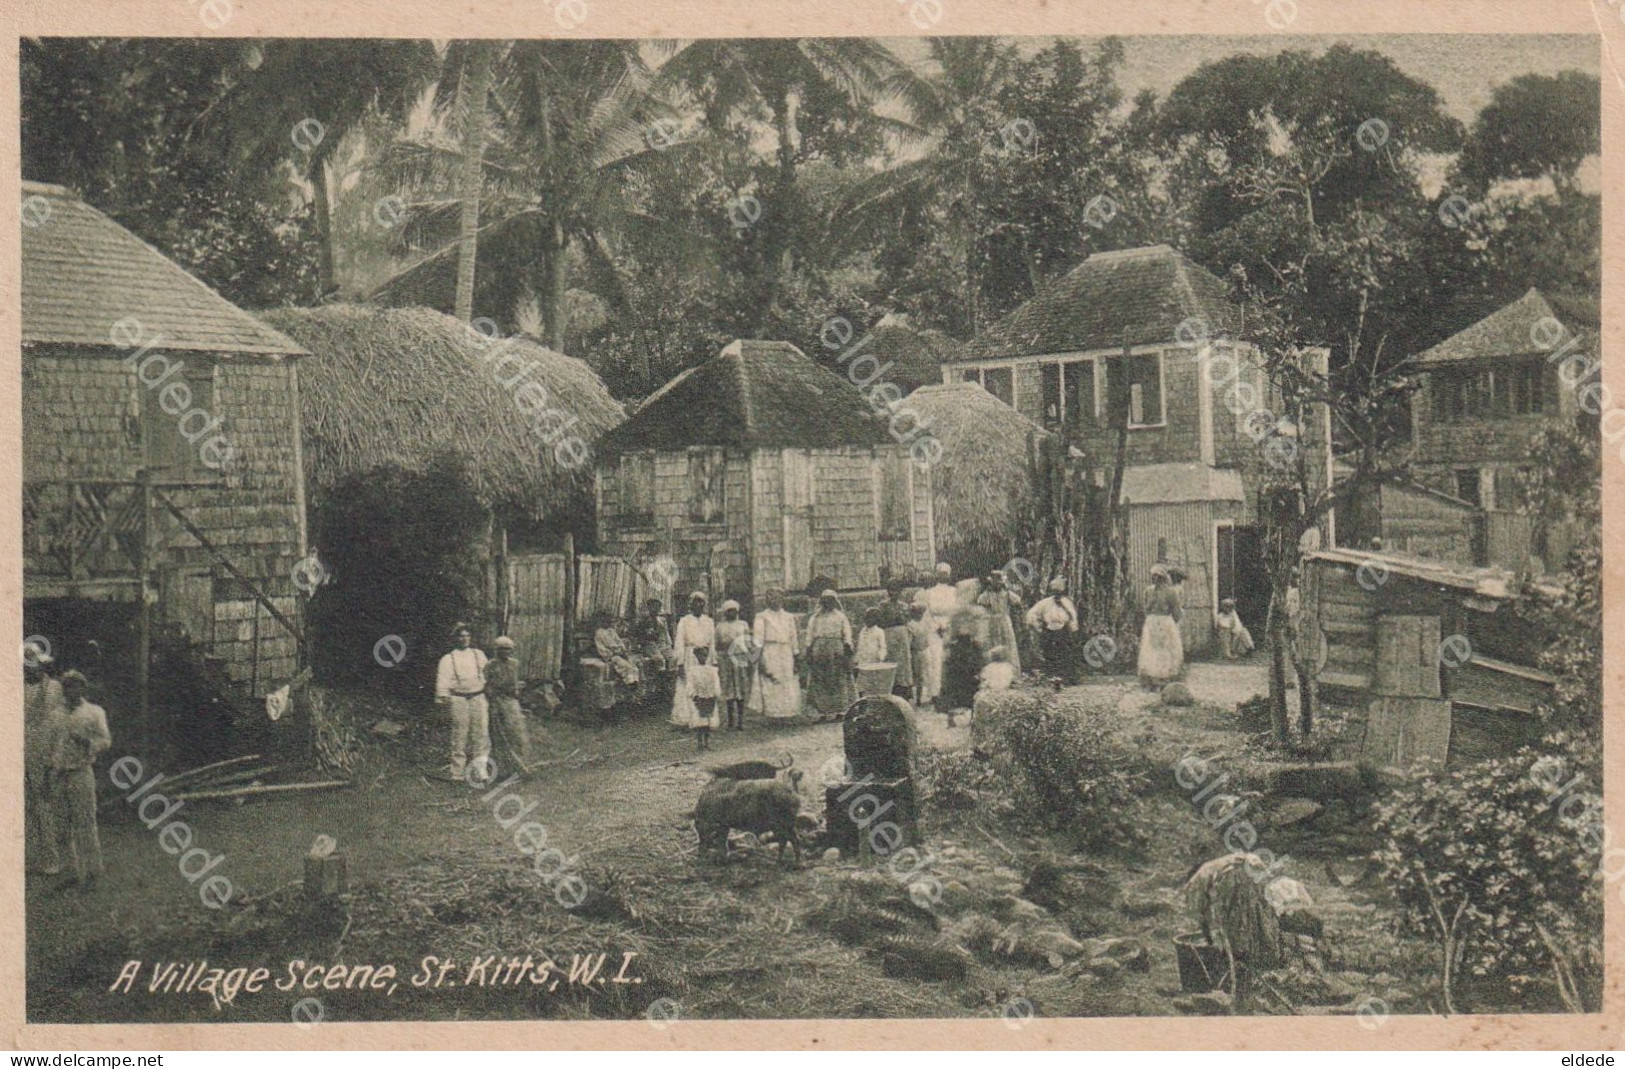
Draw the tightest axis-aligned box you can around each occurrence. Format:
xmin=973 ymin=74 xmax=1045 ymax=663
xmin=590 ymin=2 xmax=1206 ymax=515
xmin=1414 ymin=288 xmax=1600 ymax=365
xmin=598 ymin=339 xmax=892 ymax=457
xmin=957 ymin=245 xmax=1244 ymax=362
xmin=21 ymin=181 xmax=305 ymax=356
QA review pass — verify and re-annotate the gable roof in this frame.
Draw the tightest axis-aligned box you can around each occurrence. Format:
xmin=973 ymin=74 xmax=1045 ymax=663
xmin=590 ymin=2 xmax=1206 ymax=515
xmin=21 ymin=181 xmax=305 ymax=357
xmin=598 ymin=339 xmax=893 ymax=457
xmin=1414 ymin=288 xmax=1599 ymax=366
xmin=956 ymin=245 xmax=1244 ymax=363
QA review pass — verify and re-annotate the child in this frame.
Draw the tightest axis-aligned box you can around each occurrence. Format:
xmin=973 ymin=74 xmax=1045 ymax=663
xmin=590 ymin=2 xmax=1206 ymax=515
xmin=687 ymin=646 xmax=721 ymax=751
xmin=1215 ymin=597 xmax=1255 ymax=659
xmin=907 ymin=602 xmax=933 ymax=706
xmin=715 ymin=600 xmax=754 ymax=731
xmin=855 ymin=607 xmax=888 ymax=665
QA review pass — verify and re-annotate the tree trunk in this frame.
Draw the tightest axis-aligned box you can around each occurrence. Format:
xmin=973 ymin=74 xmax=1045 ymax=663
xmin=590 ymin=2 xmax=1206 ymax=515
xmin=542 ymin=220 xmax=569 ymax=352
xmin=1266 ymin=585 xmax=1292 ymax=745
xmin=454 ymin=44 xmax=494 ymax=324
xmin=310 ymin=158 xmax=337 ymax=298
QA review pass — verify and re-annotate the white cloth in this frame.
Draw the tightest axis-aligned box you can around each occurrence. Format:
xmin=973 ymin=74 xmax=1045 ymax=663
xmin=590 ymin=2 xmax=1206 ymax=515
xmin=671 ymin=613 xmax=716 ymax=726
xmin=1026 ymin=595 xmax=1079 ymax=632
xmin=51 ymin=701 xmax=111 ymax=771
xmin=855 ymin=626 xmax=888 ymax=664
xmin=265 ymin=683 xmax=291 ymax=722
xmin=751 ymin=609 xmax=801 ymax=719
xmin=436 ymin=648 xmax=488 ymax=697
xmin=919 ymin=583 xmax=959 ymax=699
xmin=979 ymin=660 xmax=1016 ymax=694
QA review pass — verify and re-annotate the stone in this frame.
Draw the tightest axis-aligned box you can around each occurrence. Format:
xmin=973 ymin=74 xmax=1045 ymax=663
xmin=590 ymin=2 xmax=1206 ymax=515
xmin=822 ymin=848 xmax=842 ymax=862
xmin=1263 ymin=798 xmax=1323 ymax=829
xmin=1160 ymin=682 xmax=1195 ymax=707
xmin=1085 ymin=957 xmax=1122 ymax=979
xmin=1172 ymin=990 xmax=1233 ymax=1015
xmin=1086 ymin=936 xmax=1150 ymax=971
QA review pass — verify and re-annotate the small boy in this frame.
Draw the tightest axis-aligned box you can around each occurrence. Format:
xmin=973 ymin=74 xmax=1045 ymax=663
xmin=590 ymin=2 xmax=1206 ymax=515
xmin=855 ymin=607 xmax=888 ymax=665
xmin=907 ymin=602 xmax=931 ymax=705
xmin=1215 ymin=597 xmax=1255 ymax=659
xmin=687 ymin=646 xmax=721 ymax=751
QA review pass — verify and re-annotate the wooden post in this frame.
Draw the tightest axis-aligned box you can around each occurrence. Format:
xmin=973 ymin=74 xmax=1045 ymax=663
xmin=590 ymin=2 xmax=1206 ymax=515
xmin=137 ymin=468 xmax=155 ymax=756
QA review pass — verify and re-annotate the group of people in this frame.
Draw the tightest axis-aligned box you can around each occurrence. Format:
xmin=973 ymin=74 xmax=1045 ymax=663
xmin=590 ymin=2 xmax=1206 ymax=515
xmin=433 ymin=624 xmax=532 ymax=782
xmin=23 ymin=653 xmax=113 ymax=889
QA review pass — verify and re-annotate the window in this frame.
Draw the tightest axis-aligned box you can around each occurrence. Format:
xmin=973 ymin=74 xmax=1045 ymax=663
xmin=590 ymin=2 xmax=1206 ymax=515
xmin=1106 ymin=353 xmax=1164 ymax=427
xmin=982 ymin=366 xmax=1013 ymax=407
xmin=142 ymin=360 xmax=219 ymax=480
xmin=1511 ymin=361 xmax=1545 ymax=415
xmin=688 ymin=448 xmax=726 ymax=524
xmin=1041 ymin=363 xmax=1062 ymax=428
xmin=619 ymin=452 xmax=655 ymax=528
xmin=1432 ymin=361 xmax=1545 ymax=422
xmin=959 ymin=368 xmax=980 ymax=385
xmin=1063 ymin=360 xmax=1097 ymax=431
xmin=875 ymin=452 xmax=911 ymax=542
xmin=1454 ymin=469 xmax=1482 ymax=508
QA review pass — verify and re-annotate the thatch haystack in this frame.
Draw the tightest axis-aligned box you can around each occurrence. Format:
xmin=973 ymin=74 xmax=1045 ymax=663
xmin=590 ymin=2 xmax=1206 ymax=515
xmin=904 ymin=382 xmax=1051 ymax=571
xmin=261 ymin=305 xmax=623 ymax=519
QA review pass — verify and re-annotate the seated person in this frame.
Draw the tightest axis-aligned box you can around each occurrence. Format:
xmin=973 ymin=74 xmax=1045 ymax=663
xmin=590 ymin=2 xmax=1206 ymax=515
xmin=594 ymin=614 xmax=641 ymax=686
xmin=1214 ymin=597 xmax=1255 ymax=659
xmin=629 ymin=598 xmax=677 ymax=673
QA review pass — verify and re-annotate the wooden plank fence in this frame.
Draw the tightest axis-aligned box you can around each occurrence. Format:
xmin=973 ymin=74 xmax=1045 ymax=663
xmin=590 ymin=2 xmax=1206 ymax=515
xmin=507 ymin=553 xmax=568 ymax=682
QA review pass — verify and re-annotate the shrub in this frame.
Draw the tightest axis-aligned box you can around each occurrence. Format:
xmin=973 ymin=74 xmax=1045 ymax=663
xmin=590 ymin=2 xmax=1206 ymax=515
xmin=980 ymin=690 xmax=1149 ymax=851
xmin=1370 ymin=731 xmax=1603 ymax=1012
xmin=915 ymin=748 xmax=1000 ymax=812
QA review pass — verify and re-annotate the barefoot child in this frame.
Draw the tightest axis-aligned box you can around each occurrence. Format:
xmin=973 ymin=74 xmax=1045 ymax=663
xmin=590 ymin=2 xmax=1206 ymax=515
xmin=687 ymin=646 xmax=721 ymax=751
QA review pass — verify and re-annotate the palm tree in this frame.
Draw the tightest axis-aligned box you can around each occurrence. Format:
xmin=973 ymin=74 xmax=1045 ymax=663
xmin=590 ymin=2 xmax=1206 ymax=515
xmin=655 ymin=38 xmax=906 ymax=324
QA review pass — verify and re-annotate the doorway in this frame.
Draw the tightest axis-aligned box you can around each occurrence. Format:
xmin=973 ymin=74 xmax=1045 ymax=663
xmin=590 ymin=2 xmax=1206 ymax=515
xmin=1215 ymin=523 xmax=1270 ymax=640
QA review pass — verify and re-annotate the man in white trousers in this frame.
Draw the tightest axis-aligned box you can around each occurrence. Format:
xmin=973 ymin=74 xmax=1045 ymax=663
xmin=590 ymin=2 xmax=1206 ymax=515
xmin=436 ymin=623 xmax=491 ymax=784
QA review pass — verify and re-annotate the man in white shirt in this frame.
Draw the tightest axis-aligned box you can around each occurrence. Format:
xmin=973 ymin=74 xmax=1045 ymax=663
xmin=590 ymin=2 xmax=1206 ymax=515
xmin=436 ymin=624 xmax=491 ymax=783
xmin=1025 ymin=577 xmax=1080 ymax=682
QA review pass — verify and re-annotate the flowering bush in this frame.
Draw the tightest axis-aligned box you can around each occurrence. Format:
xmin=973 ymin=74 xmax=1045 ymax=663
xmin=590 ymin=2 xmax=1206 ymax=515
xmin=1371 ymin=732 xmax=1602 ymax=1011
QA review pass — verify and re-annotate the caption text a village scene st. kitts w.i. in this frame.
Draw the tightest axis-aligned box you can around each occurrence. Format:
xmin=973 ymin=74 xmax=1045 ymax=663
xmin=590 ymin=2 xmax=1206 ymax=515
xmin=18 ymin=32 xmax=1606 ymax=1025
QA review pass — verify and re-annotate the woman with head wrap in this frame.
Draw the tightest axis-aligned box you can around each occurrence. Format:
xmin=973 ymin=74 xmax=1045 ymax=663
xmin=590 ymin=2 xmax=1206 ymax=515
xmin=670 ymin=591 xmax=716 ymax=728
xmin=752 ymin=588 xmax=801 ymax=721
xmin=1137 ymin=564 xmax=1185 ymax=687
xmin=976 ymin=570 xmax=1023 ymax=675
xmin=802 ymin=589 xmax=855 ymax=721
xmin=1025 ymin=577 xmax=1079 ymax=682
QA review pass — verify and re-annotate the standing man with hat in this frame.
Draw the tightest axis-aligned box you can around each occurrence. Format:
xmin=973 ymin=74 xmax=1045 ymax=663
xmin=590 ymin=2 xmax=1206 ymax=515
xmin=486 ymin=635 xmax=531 ymax=774
xmin=435 ymin=623 xmax=491 ymax=783
xmin=50 ymin=669 xmax=111 ymax=889
xmin=24 ymin=648 xmax=67 ymax=875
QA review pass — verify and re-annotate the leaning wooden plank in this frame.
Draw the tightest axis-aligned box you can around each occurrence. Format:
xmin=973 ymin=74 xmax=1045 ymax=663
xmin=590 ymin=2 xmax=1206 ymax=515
xmin=99 ymin=753 xmax=264 ymax=809
xmin=186 ymin=765 xmax=280 ymax=790
xmin=174 ymin=779 xmax=351 ymax=802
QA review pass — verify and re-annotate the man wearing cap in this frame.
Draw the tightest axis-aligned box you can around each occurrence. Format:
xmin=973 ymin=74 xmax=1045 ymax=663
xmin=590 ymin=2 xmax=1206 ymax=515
xmin=24 ymin=651 xmax=67 ymax=875
xmin=1025 ymin=577 xmax=1080 ymax=682
xmin=486 ymin=636 xmax=531 ymax=773
xmin=435 ymin=624 xmax=491 ymax=782
xmin=50 ymin=670 xmax=111 ymax=888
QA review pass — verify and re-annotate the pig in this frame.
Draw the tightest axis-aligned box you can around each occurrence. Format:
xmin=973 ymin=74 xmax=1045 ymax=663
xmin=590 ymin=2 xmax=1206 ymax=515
xmin=694 ymin=773 xmax=805 ymax=866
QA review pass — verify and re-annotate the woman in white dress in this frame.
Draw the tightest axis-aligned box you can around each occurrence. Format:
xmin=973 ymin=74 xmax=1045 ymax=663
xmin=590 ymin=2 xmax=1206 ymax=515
xmin=917 ymin=562 xmax=960 ymax=707
xmin=670 ymin=591 xmax=716 ymax=728
xmin=751 ymin=588 xmax=801 ymax=720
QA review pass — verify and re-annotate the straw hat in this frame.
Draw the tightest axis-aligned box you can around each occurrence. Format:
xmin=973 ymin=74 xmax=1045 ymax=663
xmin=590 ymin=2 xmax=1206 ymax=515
xmin=493 ymin=636 xmax=516 ymax=650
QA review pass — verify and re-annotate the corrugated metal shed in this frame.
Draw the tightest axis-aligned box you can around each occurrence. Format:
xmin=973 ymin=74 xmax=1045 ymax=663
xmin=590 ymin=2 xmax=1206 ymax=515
xmin=21 ymin=180 xmax=306 ymax=356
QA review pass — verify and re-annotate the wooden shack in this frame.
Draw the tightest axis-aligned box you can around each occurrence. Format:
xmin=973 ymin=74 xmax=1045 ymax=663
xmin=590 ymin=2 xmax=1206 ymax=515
xmin=22 ymin=181 xmax=309 ymax=747
xmin=595 ymin=340 xmax=936 ymax=610
xmin=1301 ymin=548 xmax=1555 ymax=768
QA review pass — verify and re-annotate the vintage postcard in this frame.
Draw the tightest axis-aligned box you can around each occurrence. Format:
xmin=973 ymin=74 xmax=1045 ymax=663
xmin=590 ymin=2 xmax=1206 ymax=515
xmin=4 ymin=0 xmax=1622 ymax=1052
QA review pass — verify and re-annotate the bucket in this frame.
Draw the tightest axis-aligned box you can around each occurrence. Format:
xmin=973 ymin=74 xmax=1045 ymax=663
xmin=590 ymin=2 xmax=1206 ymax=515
xmin=1173 ymin=932 xmax=1231 ymax=993
xmin=856 ymin=662 xmax=897 ymax=697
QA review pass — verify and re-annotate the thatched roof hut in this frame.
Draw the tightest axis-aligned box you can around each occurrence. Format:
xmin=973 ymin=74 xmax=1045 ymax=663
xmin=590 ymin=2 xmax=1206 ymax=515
xmin=261 ymin=305 xmax=623 ymax=520
xmin=903 ymin=382 xmax=1052 ymax=570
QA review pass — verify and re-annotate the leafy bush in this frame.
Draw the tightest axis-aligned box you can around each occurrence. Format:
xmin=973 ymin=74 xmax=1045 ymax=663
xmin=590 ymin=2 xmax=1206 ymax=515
xmin=973 ymin=690 xmax=1150 ymax=851
xmin=1371 ymin=732 xmax=1603 ymax=1012
xmin=915 ymin=748 xmax=1001 ymax=812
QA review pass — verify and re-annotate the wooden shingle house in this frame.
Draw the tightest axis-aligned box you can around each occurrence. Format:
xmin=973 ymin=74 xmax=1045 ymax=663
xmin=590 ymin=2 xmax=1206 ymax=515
xmin=595 ymin=339 xmax=936 ymax=610
xmin=943 ymin=244 xmax=1332 ymax=652
xmin=22 ymin=181 xmax=308 ymax=743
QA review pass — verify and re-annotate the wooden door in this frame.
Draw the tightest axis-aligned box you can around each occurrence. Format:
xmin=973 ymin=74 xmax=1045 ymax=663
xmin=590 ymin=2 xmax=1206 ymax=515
xmin=507 ymin=553 xmax=569 ymax=682
xmin=1373 ymin=614 xmax=1442 ymax=698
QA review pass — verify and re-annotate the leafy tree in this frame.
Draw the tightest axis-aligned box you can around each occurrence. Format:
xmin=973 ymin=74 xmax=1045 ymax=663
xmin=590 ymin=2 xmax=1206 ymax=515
xmin=1453 ymin=71 xmax=1600 ymax=195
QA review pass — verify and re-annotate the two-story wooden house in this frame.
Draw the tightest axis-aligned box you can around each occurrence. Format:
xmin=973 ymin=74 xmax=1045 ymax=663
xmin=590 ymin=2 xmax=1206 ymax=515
xmin=942 ymin=244 xmax=1332 ymax=652
xmin=1398 ymin=288 xmax=1598 ymax=571
xmin=22 ymin=181 xmax=309 ymax=748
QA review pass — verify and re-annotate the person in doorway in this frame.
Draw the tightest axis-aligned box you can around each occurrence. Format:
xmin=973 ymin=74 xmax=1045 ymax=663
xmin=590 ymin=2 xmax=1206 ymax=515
xmin=977 ymin=570 xmax=1023 ymax=675
xmin=752 ymin=588 xmax=801 ymax=722
xmin=1025 ymin=577 xmax=1079 ymax=682
xmin=25 ymin=652 xmax=66 ymax=876
xmin=918 ymin=562 xmax=959 ymax=706
xmin=435 ymin=624 xmax=491 ymax=783
xmin=1214 ymin=598 xmax=1255 ymax=659
xmin=671 ymin=592 xmax=716 ymax=729
xmin=50 ymin=670 xmax=110 ymax=890
xmin=686 ymin=646 xmax=721 ymax=751
xmin=876 ymin=578 xmax=915 ymax=701
xmin=802 ymin=590 xmax=855 ymax=721
xmin=486 ymin=636 xmax=531 ymax=773
xmin=715 ymin=600 xmax=755 ymax=731
xmin=1137 ymin=565 xmax=1185 ymax=687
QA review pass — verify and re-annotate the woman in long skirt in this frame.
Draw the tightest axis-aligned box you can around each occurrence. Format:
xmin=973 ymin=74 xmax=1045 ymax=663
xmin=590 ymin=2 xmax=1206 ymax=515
xmin=976 ymin=571 xmax=1023 ymax=675
xmin=671 ymin=591 xmax=716 ymax=727
xmin=878 ymin=579 xmax=915 ymax=701
xmin=802 ymin=589 xmax=855 ymax=720
xmin=714 ymin=600 xmax=755 ymax=730
xmin=752 ymin=589 xmax=801 ymax=721
xmin=918 ymin=562 xmax=960 ymax=706
xmin=1137 ymin=565 xmax=1185 ymax=687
